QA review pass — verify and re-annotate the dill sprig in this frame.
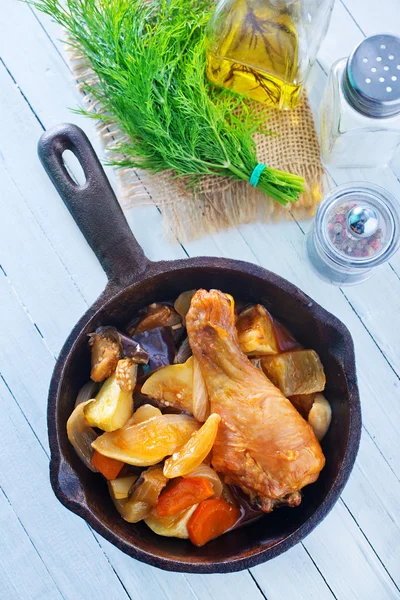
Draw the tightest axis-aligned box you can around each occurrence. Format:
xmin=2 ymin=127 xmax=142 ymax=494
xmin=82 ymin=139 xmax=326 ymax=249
xmin=32 ymin=0 xmax=305 ymax=205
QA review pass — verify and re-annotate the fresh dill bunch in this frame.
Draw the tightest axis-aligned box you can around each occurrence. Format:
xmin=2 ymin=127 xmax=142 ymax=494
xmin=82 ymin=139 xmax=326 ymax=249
xmin=33 ymin=0 xmax=305 ymax=205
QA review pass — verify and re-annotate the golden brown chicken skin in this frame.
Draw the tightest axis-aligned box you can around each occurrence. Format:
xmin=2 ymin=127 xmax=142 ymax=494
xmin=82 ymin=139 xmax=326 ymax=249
xmin=186 ymin=289 xmax=325 ymax=512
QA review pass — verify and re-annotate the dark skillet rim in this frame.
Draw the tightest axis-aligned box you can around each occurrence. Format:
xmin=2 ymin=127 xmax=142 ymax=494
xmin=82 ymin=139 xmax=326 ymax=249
xmin=48 ymin=257 xmax=361 ymax=573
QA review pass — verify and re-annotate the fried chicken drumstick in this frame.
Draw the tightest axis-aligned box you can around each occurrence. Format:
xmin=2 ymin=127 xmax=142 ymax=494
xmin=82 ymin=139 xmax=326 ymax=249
xmin=186 ymin=289 xmax=325 ymax=512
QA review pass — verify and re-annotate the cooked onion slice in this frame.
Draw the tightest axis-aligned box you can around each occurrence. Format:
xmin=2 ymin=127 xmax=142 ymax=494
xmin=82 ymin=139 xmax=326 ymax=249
xmin=109 ymin=475 xmax=138 ymax=500
xmin=164 ymin=413 xmax=221 ymax=478
xmin=74 ymin=381 xmax=99 ymax=408
xmin=174 ymin=337 xmax=192 ymax=364
xmin=185 ymin=464 xmax=223 ymax=498
xmin=174 ymin=290 xmax=196 ymax=322
xmin=145 ymin=505 xmax=198 ymax=538
xmin=192 ymin=357 xmax=210 ymax=422
xmin=67 ymin=400 xmax=98 ymax=472
xmin=131 ymin=404 xmax=162 ymax=424
xmin=92 ymin=414 xmax=200 ymax=466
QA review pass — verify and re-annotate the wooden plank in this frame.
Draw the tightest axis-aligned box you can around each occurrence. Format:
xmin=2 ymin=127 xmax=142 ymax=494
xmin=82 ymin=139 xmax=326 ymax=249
xmin=317 ymin=0 xmax=364 ymax=70
xmin=98 ymin=536 xmax=266 ymax=600
xmin=251 ymin=545 xmax=335 ymax=600
xmin=0 ymin=159 xmax=88 ymax=356
xmin=342 ymin=430 xmax=400 ymax=588
xmin=342 ymin=0 xmax=399 ymax=36
xmin=0 ymin=486 xmax=63 ymax=600
xmin=2 ymin=1 xmax=400 ymax=597
xmin=0 ymin=366 xmax=132 ymax=600
xmin=304 ymin=501 xmax=399 ymax=599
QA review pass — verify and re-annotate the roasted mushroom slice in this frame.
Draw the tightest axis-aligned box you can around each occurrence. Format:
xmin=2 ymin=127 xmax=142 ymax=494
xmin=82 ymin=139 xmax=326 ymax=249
xmin=115 ymin=358 xmax=138 ymax=393
xmin=261 ymin=350 xmax=326 ymax=396
xmin=89 ymin=326 xmax=148 ymax=382
xmin=109 ymin=466 xmax=167 ymax=523
xmin=89 ymin=327 xmax=121 ymax=382
xmin=129 ymin=303 xmax=182 ymax=335
xmin=236 ymin=305 xmax=279 ymax=356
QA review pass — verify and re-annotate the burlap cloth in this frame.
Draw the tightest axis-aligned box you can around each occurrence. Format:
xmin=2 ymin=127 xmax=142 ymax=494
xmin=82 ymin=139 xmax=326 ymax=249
xmin=70 ymin=48 xmax=327 ymax=242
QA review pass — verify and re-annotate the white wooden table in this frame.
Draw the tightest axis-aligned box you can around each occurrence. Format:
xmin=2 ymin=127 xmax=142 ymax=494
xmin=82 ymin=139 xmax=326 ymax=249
xmin=1 ymin=1 xmax=400 ymax=598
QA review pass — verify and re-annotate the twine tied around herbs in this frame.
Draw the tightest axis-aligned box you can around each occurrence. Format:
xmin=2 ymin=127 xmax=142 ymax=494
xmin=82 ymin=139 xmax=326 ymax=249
xmin=69 ymin=45 xmax=328 ymax=243
xmin=249 ymin=163 xmax=267 ymax=187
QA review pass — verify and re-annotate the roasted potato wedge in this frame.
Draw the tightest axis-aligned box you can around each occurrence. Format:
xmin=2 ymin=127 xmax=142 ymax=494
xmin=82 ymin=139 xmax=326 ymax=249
xmin=141 ymin=356 xmax=194 ymax=412
xmin=261 ymin=350 xmax=326 ymax=396
xmin=236 ymin=305 xmax=279 ymax=356
xmin=84 ymin=374 xmax=133 ymax=432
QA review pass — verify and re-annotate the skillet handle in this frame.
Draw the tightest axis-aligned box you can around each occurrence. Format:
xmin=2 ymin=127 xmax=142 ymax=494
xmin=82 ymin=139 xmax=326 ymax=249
xmin=38 ymin=123 xmax=148 ymax=286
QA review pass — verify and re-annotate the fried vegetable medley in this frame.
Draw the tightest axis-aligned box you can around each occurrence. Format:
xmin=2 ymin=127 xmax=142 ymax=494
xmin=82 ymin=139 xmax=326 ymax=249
xmin=67 ymin=290 xmax=331 ymax=546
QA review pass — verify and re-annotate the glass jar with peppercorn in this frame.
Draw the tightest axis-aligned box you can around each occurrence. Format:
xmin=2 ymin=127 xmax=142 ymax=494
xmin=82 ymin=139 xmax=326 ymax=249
xmin=306 ymin=183 xmax=400 ymax=285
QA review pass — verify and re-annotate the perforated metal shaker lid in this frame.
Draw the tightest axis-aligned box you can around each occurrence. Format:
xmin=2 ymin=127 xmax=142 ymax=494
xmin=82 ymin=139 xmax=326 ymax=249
xmin=343 ymin=34 xmax=400 ymax=118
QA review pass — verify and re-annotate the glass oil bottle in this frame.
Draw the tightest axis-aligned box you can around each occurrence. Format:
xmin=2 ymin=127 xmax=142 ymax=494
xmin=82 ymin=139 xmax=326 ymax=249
xmin=206 ymin=0 xmax=334 ymax=110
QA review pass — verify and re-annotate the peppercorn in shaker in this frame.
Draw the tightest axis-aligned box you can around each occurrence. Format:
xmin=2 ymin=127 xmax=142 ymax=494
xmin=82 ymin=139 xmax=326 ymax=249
xmin=306 ymin=183 xmax=400 ymax=285
xmin=320 ymin=34 xmax=400 ymax=167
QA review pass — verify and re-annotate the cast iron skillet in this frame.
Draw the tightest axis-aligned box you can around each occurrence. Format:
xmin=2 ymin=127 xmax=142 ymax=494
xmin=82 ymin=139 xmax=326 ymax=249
xmin=38 ymin=123 xmax=361 ymax=573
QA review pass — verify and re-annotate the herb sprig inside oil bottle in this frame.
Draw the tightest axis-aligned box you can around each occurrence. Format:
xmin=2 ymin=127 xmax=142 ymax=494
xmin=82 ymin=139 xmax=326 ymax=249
xmin=207 ymin=0 xmax=334 ymax=110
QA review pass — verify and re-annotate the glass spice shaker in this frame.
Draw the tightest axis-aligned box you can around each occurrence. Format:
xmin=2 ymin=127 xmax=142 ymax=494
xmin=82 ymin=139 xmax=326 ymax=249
xmin=306 ymin=183 xmax=400 ymax=285
xmin=320 ymin=34 xmax=400 ymax=167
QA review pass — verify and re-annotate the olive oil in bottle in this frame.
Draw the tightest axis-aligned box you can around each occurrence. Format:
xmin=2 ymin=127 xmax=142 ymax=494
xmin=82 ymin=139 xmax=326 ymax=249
xmin=206 ymin=0 xmax=334 ymax=110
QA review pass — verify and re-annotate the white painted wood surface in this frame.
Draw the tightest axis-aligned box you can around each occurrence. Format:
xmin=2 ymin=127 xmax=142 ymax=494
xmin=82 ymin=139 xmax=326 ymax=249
xmin=0 ymin=0 xmax=399 ymax=598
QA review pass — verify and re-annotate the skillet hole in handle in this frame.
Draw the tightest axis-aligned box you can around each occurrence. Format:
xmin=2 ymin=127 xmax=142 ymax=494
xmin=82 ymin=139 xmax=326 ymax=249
xmin=61 ymin=149 xmax=87 ymax=188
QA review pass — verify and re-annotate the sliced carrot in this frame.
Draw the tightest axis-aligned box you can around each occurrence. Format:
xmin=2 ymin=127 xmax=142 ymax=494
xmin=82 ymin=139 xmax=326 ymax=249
xmin=91 ymin=450 xmax=124 ymax=480
xmin=187 ymin=497 xmax=240 ymax=546
xmin=157 ymin=477 xmax=214 ymax=517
